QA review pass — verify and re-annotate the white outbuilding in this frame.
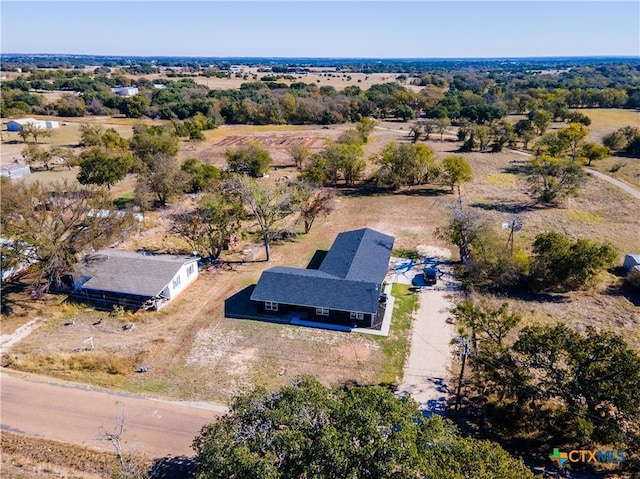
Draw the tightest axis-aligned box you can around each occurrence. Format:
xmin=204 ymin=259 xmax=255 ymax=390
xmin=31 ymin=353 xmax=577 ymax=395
xmin=623 ymin=254 xmax=640 ymax=272
xmin=6 ymin=118 xmax=59 ymax=131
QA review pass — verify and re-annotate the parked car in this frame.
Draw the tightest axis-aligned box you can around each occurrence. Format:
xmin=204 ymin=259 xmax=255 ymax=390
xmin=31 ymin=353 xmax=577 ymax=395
xmin=423 ymin=266 xmax=438 ymax=284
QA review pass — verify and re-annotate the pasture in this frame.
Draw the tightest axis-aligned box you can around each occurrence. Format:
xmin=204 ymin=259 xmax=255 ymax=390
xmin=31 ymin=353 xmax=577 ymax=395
xmin=3 ymin=117 xmax=639 ymax=404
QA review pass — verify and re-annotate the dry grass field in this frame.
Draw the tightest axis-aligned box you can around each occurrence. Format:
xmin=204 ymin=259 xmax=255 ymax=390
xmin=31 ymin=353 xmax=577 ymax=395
xmin=135 ymin=69 xmax=421 ymax=92
xmin=571 ymin=108 xmax=640 ymax=189
xmin=2 ymin=111 xmax=639 ymax=408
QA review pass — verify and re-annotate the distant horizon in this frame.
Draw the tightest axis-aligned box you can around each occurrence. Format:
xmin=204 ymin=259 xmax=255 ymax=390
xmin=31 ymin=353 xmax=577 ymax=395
xmin=3 ymin=53 xmax=639 ymax=62
xmin=1 ymin=2 xmax=638 ymax=59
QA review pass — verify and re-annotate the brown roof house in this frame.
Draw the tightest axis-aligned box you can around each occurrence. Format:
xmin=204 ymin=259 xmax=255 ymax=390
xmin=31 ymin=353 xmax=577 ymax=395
xmin=70 ymin=250 xmax=198 ymax=310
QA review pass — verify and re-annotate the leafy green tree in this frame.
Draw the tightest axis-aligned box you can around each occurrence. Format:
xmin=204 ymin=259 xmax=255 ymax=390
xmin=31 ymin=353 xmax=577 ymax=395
xmin=507 ymin=324 xmax=640 ymax=445
xmin=580 ymin=142 xmax=609 ymax=166
xmin=21 ymin=143 xmax=52 ymax=170
xmin=355 ymin=116 xmax=378 ymax=142
xmin=169 ymin=192 xmax=243 ymax=261
xmin=300 ymin=154 xmax=328 ymax=187
xmin=101 ymin=128 xmax=129 ymax=150
xmin=79 ymin=123 xmax=105 ymax=147
xmin=376 ymin=142 xmax=438 ymax=190
xmin=77 ymin=147 xmax=133 ymax=190
xmin=226 ymin=174 xmax=295 ymax=261
xmin=336 ymin=128 xmax=365 ymax=146
xmin=535 ymin=132 xmax=570 ymax=158
xmin=120 ymin=94 xmax=150 ymax=118
xmin=181 ymin=158 xmax=220 ymax=193
xmin=530 ymin=231 xmax=616 ymax=290
xmin=453 ymin=300 xmax=521 ymax=354
xmin=226 ymin=140 xmax=273 ymax=178
xmin=129 ymin=125 xmax=179 ymax=166
xmin=514 ymin=119 xmax=536 ymax=149
xmin=193 ymin=377 xmax=539 ymax=479
xmin=436 ymin=117 xmax=451 ymax=140
xmin=525 ymin=155 xmax=585 ymax=204
xmin=531 ymin=109 xmax=553 ymax=135
xmin=558 ymin=122 xmax=588 ymax=161
xmin=286 ymin=142 xmax=310 ymax=169
xmin=321 ymin=142 xmax=366 ymax=186
xmin=137 ymin=154 xmax=187 ymax=206
xmin=441 ymin=155 xmax=473 ymax=193
xmin=565 ymin=111 xmax=591 ymax=126
xmin=489 ymin=119 xmax=514 ymax=152
xmin=394 ymin=103 xmax=415 ymax=121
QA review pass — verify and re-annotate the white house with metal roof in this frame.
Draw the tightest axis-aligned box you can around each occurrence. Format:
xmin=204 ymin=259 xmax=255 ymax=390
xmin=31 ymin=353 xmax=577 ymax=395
xmin=71 ymin=250 xmax=198 ymax=310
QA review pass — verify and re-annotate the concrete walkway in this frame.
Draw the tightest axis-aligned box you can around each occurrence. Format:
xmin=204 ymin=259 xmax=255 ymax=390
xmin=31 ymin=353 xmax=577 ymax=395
xmin=395 ymin=248 xmax=461 ymax=416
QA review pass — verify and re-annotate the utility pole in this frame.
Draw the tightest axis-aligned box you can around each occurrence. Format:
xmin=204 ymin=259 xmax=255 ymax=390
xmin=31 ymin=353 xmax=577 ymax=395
xmin=454 ymin=337 xmax=470 ymax=412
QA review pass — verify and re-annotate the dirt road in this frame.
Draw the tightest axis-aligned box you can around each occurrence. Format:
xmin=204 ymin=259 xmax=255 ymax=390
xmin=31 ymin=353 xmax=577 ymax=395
xmin=0 ymin=371 xmax=227 ymax=458
xmin=397 ymin=247 xmax=460 ymax=415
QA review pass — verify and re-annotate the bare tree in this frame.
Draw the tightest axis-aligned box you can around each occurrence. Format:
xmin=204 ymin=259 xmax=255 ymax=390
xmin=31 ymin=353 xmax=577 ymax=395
xmin=293 ymin=182 xmax=334 ymax=234
xmin=102 ymin=410 xmax=148 ymax=479
xmin=0 ymin=180 xmax=137 ymax=291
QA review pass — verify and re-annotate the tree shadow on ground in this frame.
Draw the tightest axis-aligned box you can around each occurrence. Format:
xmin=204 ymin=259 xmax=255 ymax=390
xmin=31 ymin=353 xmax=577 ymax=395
xmin=468 ymin=201 xmax=538 ymax=214
xmin=149 ymin=455 xmax=197 ymax=479
xmin=337 ymin=183 xmax=451 ymax=198
xmin=501 ymin=289 xmax=571 ymax=304
xmin=502 ymin=158 xmax=531 ymax=176
xmin=604 ymin=283 xmax=640 ymax=307
xmin=0 ymin=279 xmax=39 ymax=316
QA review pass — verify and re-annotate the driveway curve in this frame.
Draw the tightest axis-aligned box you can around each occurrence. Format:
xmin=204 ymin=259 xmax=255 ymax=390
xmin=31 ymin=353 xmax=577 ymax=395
xmin=505 ymin=148 xmax=640 ymax=200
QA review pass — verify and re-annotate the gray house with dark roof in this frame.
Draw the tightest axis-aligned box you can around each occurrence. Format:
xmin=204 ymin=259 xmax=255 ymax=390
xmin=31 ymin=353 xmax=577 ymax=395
xmin=70 ymin=250 xmax=199 ymax=310
xmin=250 ymin=228 xmax=394 ymax=327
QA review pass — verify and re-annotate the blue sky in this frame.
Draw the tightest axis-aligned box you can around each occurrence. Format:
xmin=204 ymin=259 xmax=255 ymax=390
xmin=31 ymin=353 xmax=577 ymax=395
xmin=1 ymin=1 xmax=638 ymax=58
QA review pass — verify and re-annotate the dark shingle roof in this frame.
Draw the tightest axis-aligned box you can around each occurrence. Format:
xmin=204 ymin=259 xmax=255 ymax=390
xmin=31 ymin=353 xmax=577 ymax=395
xmin=319 ymin=228 xmax=394 ymax=282
xmin=250 ymin=228 xmax=394 ymax=314
xmin=250 ymin=267 xmax=383 ymax=313
xmin=78 ymin=250 xmax=196 ymax=297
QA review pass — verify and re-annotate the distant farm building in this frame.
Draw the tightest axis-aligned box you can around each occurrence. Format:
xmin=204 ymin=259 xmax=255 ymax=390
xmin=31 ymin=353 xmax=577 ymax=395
xmin=111 ymin=86 xmax=139 ymax=97
xmin=623 ymin=254 xmax=640 ymax=273
xmin=250 ymin=228 xmax=394 ymax=328
xmin=6 ymin=118 xmax=59 ymax=131
xmin=69 ymin=250 xmax=199 ymax=310
xmin=0 ymin=164 xmax=31 ymax=179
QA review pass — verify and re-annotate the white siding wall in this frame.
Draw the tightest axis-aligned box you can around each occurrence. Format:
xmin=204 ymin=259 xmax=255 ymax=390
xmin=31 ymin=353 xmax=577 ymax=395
xmin=161 ymin=260 xmax=199 ymax=300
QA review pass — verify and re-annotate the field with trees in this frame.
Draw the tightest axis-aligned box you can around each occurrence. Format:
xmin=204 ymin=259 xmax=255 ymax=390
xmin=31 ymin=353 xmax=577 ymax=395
xmin=1 ymin=55 xmax=639 ymax=478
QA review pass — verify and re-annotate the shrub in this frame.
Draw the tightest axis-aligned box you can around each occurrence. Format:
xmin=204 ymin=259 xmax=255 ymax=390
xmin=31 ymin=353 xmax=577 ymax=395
xmin=530 ymin=231 xmax=616 ymax=291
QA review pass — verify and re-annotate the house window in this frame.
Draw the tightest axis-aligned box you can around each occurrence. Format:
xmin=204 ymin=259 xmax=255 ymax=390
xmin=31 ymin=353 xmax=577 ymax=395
xmin=186 ymin=264 xmax=195 ymax=277
xmin=172 ymin=275 xmax=181 ymax=289
xmin=265 ymin=301 xmax=278 ymax=311
xmin=316 ymin=308 xmax=329 ymax=316
xmin=350 ymin=312 xmax=365 ymax=320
